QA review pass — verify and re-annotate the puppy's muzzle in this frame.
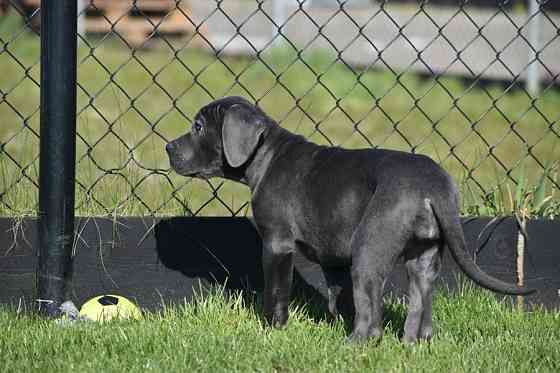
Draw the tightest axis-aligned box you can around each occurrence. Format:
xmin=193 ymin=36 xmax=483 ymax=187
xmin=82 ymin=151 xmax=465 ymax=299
xmin=165 ymin=142 xmax=181 ymax=171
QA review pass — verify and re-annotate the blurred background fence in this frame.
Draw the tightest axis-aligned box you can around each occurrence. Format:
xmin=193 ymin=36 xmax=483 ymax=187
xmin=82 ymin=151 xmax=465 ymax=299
xmin=0 ymin=0 xmax=559 ymax=217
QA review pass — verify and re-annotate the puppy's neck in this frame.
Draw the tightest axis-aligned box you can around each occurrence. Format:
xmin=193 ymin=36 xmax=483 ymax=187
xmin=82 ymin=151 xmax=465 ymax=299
xmin=242 ymin=125 xmax=306 ymax=194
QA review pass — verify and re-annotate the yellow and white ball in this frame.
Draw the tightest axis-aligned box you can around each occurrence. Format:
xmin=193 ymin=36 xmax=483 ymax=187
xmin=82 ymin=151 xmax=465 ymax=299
xmin=80 ymin=295 xmax=142 ymax=322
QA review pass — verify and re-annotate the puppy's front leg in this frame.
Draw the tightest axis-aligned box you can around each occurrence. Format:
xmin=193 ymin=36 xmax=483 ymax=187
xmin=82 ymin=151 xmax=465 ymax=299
xmin=262 ymin=242 xmax=294 ymax=328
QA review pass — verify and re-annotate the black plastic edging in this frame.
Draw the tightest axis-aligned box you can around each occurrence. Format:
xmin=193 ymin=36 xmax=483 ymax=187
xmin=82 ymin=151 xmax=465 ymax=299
xmin=0 ymin=217 xmax=558 ymax=311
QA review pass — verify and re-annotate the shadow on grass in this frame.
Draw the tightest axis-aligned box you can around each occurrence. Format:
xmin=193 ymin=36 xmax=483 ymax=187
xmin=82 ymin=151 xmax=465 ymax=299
xmin=155 ymin=217 xmax=409 ymax=338
xmin=240 ymin=269 xmax=408 ymax=339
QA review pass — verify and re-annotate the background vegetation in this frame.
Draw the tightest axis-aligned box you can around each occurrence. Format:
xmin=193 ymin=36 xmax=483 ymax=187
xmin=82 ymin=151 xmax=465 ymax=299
xmin=1 ymin=14 xmax=559 ymax=217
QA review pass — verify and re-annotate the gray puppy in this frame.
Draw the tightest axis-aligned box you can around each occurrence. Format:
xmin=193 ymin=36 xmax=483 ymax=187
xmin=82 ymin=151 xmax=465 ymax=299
xmin=166 ymin=96 xmax=534 ymax=343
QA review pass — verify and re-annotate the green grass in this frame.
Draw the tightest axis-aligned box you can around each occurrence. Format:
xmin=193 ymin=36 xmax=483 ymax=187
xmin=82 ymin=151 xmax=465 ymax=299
xmin=0 ymin=285 xmax=559 ymax=372
xmin=1 ymin=14 xmax=560 ymax=217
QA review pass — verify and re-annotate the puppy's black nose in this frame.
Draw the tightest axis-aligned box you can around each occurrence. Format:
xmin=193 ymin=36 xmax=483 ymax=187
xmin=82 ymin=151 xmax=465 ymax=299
xmin=165 ymin=142 xmax=174 ymax=154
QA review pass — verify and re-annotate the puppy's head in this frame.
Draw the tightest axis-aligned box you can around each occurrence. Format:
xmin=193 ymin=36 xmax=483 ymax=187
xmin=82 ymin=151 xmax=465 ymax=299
xmin=166 ymin=96 xmax=267 ymax=179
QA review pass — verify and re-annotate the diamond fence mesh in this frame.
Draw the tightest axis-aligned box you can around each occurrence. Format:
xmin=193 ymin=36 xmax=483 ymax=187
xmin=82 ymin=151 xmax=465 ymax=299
xmin=0 ymin=0 xmax=559 ymax=217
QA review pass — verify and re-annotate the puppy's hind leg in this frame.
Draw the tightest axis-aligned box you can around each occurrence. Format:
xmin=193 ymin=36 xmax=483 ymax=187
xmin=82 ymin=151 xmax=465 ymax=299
xmin=402 ymin=244 xmax=442 ymax=343
xmin=348 ymin=217 xmax=406 ymax=343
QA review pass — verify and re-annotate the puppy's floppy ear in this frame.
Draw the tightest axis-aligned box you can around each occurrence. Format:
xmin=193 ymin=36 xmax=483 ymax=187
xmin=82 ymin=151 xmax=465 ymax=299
xmin=222 ymin=104 xmax=265 ymax=168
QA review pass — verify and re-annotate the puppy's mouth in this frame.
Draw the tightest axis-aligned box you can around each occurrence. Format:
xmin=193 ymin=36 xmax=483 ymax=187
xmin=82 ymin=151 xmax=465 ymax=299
xmin=168 ymin=159 xmax=214 ymax=179
xmin=168 ymin=158 xmax=195 ymax=177
xmin=177 ymin=169 xmax=211 ymax=180
xmin=185 ymin=171 xmax=202 ymax=178
xmin=192 ymin=172 xmax=213 ymax=180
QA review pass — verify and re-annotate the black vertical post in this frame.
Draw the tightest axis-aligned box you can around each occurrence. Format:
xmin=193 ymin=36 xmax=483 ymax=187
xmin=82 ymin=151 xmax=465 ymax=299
xmin=38 ymin=0 xmax=78 ymax=316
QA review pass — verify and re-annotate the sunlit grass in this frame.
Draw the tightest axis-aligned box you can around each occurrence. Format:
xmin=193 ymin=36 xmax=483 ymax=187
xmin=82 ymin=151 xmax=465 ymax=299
xmin=0 ymin=283 xmax=558 ymax=372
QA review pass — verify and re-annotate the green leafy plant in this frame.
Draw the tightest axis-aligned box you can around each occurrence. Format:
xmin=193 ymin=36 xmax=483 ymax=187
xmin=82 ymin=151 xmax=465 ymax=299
xmin=505 ymin=160 xmax=558 ymax=308
xmin=507 ymin=160 xmax=559 ymax=220
xmin=463 ymin=159 xmax=560 ymax=219
xmin=467 ymin=160 xmax=559 ymax=308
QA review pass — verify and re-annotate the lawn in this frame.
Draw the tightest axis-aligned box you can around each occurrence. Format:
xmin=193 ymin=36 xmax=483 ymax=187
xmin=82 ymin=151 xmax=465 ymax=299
xmin=0 ymin=284 xmax=558 ymax=372
xmin=1 ymin=13 xmax=560 ymax=217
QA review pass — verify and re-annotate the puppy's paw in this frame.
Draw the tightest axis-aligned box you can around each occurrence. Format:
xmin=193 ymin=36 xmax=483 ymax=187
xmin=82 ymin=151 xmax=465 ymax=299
xmin=265 ymin=311 xmax=289 ymax=329
xmin=400 ymin=335 xmax=418 ymax=344
xmin=346 ymin=327 xmax=383 ymax=345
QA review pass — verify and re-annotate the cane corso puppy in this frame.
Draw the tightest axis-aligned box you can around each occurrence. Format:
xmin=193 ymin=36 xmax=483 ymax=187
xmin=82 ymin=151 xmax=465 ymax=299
xmin=166 ymin=96 xmax=534 ymax=343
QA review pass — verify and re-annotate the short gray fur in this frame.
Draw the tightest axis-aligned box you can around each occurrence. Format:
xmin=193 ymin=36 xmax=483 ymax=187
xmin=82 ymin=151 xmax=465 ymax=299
xmin=165 ymin=96 xmax=535 ymax=343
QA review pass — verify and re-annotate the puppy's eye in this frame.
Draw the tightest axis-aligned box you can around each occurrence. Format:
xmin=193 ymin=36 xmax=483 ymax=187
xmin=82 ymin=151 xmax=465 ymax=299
xmin=194 ymin=122 xmax=202 ymax=132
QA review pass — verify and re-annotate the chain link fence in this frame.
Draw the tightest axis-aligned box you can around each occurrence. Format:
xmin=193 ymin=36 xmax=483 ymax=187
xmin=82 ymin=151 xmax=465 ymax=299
xmin=0 ymin=0 xmax=559 ymax=217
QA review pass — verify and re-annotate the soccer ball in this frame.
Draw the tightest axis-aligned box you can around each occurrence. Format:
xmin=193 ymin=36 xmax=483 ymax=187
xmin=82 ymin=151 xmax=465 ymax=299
xmin=79 ymin=295 xmax=142 ymax=322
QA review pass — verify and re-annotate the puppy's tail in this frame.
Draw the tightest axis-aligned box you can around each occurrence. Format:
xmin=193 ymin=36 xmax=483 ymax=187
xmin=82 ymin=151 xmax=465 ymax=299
xmin=431 ymin=198 xmax=536 ymax=296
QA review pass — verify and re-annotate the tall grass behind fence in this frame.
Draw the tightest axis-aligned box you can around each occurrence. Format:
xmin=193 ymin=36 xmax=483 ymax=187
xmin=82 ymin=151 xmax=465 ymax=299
xmin=0 ymin=0 xmax=559 ymax=217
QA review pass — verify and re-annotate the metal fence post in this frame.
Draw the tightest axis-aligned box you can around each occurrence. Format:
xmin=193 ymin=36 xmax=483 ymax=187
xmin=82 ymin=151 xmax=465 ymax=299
xmin=37 ymin=0 xmax=78 ymax=316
